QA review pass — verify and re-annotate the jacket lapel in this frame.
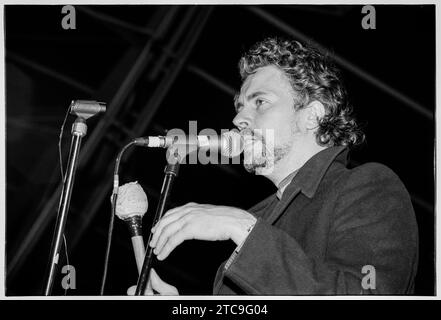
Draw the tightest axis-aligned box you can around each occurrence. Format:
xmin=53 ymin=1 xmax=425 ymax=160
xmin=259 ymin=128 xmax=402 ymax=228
xmin=264 ymin=146 xmax=348 ymax=225
xmin=265 ymin=186 xmax=301 ymax=224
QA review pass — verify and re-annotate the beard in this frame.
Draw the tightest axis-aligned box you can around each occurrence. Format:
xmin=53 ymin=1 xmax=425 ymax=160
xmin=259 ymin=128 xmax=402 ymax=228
xmin=242 ymin=129 xmax=293 ymax=175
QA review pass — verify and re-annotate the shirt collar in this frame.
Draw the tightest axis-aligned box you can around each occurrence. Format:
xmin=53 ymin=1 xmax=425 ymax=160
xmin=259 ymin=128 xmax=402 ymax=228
xmin=276 ymin=169 xmax=299 ymax=199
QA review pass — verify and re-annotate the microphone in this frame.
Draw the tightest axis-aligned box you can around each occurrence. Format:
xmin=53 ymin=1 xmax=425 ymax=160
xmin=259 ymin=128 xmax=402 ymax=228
xmin=115 ymin=181 xmax=148 ymax=274
xmin=70 ymin=100 xmax=106 ymax=120
xmin=132 ymin=130 xmax=243 ymax=158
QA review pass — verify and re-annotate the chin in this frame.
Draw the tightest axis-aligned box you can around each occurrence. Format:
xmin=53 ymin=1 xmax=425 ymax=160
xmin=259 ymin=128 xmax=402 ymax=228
xmin=244 ymin=158 xmax=275 ymax=176
xmin=255 ymin=165 xmax=275 ymax=176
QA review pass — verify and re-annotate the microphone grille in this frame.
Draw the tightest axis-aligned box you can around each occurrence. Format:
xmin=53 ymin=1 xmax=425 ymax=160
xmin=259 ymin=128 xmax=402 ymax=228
xmin=221 ymin=130 xmax=243 ymax=158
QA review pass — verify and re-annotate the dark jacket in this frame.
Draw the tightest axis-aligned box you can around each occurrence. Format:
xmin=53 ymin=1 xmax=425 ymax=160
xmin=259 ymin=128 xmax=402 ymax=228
xmin=213 ymin=146 xmax=419 ymax=295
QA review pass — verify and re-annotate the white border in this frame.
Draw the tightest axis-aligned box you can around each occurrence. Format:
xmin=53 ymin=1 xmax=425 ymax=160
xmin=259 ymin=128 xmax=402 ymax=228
xmin=0 ymin=1 xmax=5 ymax=301
xmin=0 ymin=0 xmax=439 ymax=300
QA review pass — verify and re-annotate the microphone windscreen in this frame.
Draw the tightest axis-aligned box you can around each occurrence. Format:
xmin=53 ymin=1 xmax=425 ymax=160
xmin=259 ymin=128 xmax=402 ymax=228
xmin=115 ymin=181 xmax=148 ymax=220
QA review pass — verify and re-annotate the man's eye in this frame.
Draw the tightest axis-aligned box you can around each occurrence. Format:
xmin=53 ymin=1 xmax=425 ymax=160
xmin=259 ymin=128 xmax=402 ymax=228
xmin=255 ymin=99 xmax=267 ymax=108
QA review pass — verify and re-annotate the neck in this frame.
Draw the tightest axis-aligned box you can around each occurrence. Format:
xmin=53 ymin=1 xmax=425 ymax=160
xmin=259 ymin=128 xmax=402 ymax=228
xmin=260 ymin=141 xmax=328 ymax=187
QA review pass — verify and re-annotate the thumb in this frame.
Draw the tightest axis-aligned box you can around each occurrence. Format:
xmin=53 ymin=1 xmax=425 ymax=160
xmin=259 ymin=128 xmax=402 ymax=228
xmin=150 ymin=269 xmax=179 ymax=295
xmin=127 ymin=285 xmax=136 ymax=296
xmin=126 ymin=284 xmax=154 ymax=296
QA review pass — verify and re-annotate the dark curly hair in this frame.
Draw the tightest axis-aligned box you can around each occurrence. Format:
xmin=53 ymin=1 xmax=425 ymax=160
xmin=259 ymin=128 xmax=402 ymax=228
xmin=239 ymin=37 xmax=365 ymax=148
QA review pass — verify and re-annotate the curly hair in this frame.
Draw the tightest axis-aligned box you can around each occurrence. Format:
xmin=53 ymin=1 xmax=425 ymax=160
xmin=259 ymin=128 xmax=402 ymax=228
xmin=239 ymin=37 xmax=365 ymax=148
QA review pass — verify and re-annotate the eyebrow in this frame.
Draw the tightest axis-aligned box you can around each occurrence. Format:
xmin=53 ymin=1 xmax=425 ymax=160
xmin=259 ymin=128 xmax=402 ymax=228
xmin=234 ymin=91 xmax=269 ymax=112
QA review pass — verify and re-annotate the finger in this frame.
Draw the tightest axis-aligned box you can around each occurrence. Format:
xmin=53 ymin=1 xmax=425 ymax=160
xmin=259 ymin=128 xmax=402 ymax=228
xmin=150 ymin=269 xmax=179 ymax=295
xmin=163 ymin=202 xmax=198 ymax=217
xmin=145 ymin=287 xmax=154 ymax=296
xmin=154 ymin=215 xmax=191 ymax=255
xmin=156 ymin=228 xmax=189 ymax=261
xmin=158 ymin=202 xmax=197 ymax=222
xmin=150 ymin=207 xmax=194 ymax=247
xmin=150 ymin=213 xmax=186 ymax=249
xmin=127 ymin=285 xmax=153 ymax=296
xmin=127 ymin=285 xmax=136 ymax=296
xmin=152 ymin=202 xmax=198 ymax=232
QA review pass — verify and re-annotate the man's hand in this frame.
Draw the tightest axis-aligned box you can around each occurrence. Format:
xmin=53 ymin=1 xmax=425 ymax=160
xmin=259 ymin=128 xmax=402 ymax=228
xmin=150 ymin=202 xmax=257 ymax=261
xmin=127 ymin=268 xmax=179 ymax=295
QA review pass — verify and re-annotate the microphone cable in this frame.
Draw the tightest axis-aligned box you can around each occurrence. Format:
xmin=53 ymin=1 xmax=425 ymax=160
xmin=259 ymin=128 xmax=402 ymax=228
xmin=99 ymin=140 xmax=136 ymax=295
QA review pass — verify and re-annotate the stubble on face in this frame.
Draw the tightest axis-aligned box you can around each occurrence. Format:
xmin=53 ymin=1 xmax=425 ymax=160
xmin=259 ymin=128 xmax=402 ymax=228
xmin=242 ymin=125 xmax=295 ymax=175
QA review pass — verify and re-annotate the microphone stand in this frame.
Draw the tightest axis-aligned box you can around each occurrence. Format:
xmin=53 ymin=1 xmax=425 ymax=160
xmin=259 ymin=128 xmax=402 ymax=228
xmin=43 ymin=100 xmax=105 ymax=295
xmin=135 ymin=155 xmax=180 ymax=295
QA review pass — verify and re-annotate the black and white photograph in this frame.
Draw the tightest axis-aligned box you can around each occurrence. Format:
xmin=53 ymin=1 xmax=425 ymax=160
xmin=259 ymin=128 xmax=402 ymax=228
xmin=1 ymin=2 xmax=437 ymax=300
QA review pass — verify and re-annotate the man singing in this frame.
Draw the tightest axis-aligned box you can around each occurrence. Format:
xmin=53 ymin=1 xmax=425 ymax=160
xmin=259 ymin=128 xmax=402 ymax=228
xmin=137 ymin=37 xmax=418 ymax=295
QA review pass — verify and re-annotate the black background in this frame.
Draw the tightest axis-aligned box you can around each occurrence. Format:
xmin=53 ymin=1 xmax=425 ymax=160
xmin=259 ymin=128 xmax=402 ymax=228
xmin=5 ymin=5 xmax=435 ymax=296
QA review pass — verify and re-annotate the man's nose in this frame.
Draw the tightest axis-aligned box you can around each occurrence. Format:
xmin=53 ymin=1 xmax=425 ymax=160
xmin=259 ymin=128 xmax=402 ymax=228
xmin=233 ymin=109 xmax=252 ymax=130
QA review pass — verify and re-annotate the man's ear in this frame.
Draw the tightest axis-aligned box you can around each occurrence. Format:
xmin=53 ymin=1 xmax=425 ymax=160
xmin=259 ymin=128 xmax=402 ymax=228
xmin=304 ymin=100 xmax=326 ymax=130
